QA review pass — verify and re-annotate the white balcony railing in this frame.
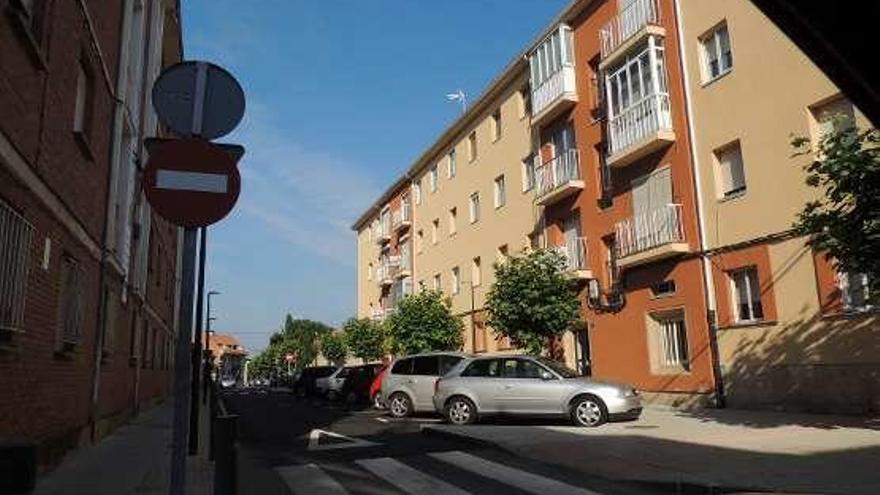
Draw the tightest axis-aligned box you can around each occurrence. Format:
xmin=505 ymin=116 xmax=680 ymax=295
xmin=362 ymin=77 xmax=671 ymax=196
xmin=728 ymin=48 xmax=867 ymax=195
xmin=600 ymin=0 xmax=662 ymax=59
xmin=531 ymin=65 xmax=577 ymax=119
xmin=615 ymin=203 xmax=684 ymax=259
xmin=392 ymin=201 xmax=412 ymax=230
xmin=553 ymin=236 xmax=589 ymax=273
xmin=375 ymin=216 xmax=391 ymax=244
xmin=536 ymin=149 xmax=581 ymax=199
xmin=608 ymin=92 xmax=672 ymax=157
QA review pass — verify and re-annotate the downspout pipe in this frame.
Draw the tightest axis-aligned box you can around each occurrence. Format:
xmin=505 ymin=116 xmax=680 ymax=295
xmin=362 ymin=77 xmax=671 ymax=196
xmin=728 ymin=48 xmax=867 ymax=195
xmin=673 ymin=0 xmax=725 ymax=407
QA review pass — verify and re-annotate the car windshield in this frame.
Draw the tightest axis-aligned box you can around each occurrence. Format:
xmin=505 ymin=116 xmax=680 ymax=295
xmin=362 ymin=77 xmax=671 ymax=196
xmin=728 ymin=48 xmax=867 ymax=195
xmin=535 ymin=357 xmax=580 ymax=378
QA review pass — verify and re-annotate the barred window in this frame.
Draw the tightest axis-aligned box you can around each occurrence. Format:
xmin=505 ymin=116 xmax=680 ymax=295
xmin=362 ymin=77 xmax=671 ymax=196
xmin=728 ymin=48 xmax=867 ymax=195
xmin=1 ymin=199 xmax=34 ymax=334
xmin=58 ymin=255 xmax=84 ymax=346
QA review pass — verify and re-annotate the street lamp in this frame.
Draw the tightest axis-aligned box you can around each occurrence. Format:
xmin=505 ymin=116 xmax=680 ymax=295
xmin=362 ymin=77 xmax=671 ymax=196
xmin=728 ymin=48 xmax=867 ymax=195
xmin=204 ymin=290 xmax=220 ymax=384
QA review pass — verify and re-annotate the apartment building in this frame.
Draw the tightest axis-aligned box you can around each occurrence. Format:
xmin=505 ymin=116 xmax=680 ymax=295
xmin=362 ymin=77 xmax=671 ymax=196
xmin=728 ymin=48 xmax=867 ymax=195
xmin=676 ymin=0 xmax=878 ymax=412
xmin=353 ymin=0 xmax=877 ymax=413
xmin=0 ymin=0 xmax=183 ymax=471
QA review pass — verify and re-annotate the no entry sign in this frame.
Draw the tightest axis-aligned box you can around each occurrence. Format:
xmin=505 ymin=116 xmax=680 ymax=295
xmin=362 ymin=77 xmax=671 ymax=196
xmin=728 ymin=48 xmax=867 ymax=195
xmin=143 ymin=139 xmax=241 ymax=227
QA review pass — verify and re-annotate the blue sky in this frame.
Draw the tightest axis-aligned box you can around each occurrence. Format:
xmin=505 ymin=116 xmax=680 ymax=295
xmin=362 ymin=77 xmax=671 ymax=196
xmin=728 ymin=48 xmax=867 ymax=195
xmin=182 ymin=0 xmax=567 ymax=353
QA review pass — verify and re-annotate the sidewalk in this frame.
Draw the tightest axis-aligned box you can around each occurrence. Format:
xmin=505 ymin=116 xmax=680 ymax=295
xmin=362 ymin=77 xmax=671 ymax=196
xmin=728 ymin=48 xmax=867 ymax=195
xmin=422 ymin=406 xmax=880 ymax=494
xmin=32 ymin=400 xmax=214 ymax=495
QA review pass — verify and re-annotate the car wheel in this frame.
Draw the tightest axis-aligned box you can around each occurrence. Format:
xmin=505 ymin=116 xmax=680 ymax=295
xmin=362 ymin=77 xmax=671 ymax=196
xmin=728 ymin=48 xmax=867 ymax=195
xmin=372 ymin=393 xmax=385 ymax=409
xmin=445 ymin=396 xmax=477 ymax=425
xmin=388 ymin=393 xmax=412 ymax=418
xmin=571 ymin=395 xmax=607 ymax=427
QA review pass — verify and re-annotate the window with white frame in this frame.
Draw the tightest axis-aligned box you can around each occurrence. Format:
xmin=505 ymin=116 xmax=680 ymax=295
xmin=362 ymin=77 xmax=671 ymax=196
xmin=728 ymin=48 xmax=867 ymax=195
xmin=448 ymin=208 xmax=457 ymax=236
xmin=469 ymin=193 xmax=480 ymax=224
xmin=432 ymin=219 xmax=439 ymax=244
xmin=811 ymin=96 xmax=856 ymax=143
xmin=429 ymin=165 xmax=439 ymax=192
xmin=413 ymin=180 xmax=422 ymax=205
xmin=653 ymin=314 xmax=690 ymax=371
xmin=468 ymin=131 xmax=477 ymax=162
xmin=701 ymin=23 xmax=732 ymax=82
xmin=714 ymin=141 xmax=746 ymax=198
xmin=606 ymin=42 xmax=668 ymax=121
xmin=367 ymin=262 xmax=373 ymax=280
xmin=528 ymin=25 xmax=574 ymax=91
xmin=0 ymin=199 xmax=34 ymax=334
xmin=416 ymin=230 xmax=424 ymax=253
xmin=472 ymin=257 xmax=482 ymax=287
xmin=451 ymin=266 xmax=461 ymax=294
xmin=448 ymin=149 xmax=456 ymax=178
xmin=491 ymin=109 xmax=502 ymax=141
xmin=839 ymin=271 xmax=875 ymax=312
xmin=494 ymin=175 xmax=506 ymax=208
xmin=730 ymin=267 xmax=764 ymax=322
xmin=433 ymin=273 xmax=442 ymax=291
xmin=522 ymin=156 xmax=537 ymax=192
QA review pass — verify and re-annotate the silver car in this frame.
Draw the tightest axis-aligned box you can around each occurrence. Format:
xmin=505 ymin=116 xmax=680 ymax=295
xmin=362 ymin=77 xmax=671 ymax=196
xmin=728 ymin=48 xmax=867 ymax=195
xmin=433 ymin=355 xmax=642 ymax=427
xmin=381 ymin=352 xmax=471 ymax=418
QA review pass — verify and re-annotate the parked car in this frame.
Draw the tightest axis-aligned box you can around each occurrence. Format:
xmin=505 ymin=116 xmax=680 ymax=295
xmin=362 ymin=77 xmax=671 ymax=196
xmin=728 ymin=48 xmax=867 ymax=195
xmin=433 ymin=355 xmax=641 ymax=427
xmin=382 ymin=352 xmax=470 ymax=418
xmin=369 ymin=364 xmax=388 ymax=409
xmin=315 ymin=366 xmax=353 ymax=399
xmin=338 ymin=363 xmax=384 ymax=404
xmin=293 ymin=365 xmax=337 ymax=397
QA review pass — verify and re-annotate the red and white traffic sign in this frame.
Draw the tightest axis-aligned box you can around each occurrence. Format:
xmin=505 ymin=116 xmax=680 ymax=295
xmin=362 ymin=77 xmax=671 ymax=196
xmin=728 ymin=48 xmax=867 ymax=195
xmin=143 ymin=139 xmax=241 ymax=227
xmin=285 ymin=353 xmax=295 ymax=363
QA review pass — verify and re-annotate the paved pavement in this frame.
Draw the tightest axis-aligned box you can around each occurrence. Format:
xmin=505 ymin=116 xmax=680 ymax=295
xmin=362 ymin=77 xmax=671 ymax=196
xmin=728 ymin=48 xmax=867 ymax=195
xmin=422 ymin=406 xmax=880 ymax=494
xmin=223 ymin=388 xmax=665 ymax=494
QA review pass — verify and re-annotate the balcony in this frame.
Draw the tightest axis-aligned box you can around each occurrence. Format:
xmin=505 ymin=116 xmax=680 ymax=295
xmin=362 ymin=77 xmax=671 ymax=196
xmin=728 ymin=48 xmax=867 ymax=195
xmin=599 ymin=0 xmax=664 ymax=65
xmin=395 ymin=246 xmax=412 ymax=279
xmin=529 ymin=25 xmax=577 ymax=127
xmin=375 ymin=218 xmax=391 ymax=245
xmin=552 ymin=236 xmax=591 ymax=280
xmin=607 ymin=92 xmax=675 ymax=168
xmin=392 ymin=202 xmax=412 ymax=232
xmin=376 ymin=260 xmax=396 ymax=287
xmin=614 ymin=203 xmax=689 ymax=269
xmin=535 ymin=149 xmax=583 ymax=205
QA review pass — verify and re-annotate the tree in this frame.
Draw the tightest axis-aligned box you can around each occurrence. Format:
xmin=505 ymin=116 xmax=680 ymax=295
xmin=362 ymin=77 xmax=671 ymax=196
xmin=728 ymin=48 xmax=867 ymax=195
xmin=320 ymin=331 xmax=348 ymax=365
xmin=485 ymin=249 xmax=580 ymax=356
xmin=387 ymin=290 xmax=463 ymax=355
xmin=282 ymin=315 xmax=333 ymax=368
xmin=343 ymin=318 xmax=387 ymax=363
xmin=792 ymin=124 xmax=880 ymax=294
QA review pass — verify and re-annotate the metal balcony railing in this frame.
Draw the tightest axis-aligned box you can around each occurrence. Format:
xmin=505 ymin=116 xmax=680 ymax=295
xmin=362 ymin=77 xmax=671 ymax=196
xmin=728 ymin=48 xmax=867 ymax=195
xmin=600 ymin=0 xmax=662 ymax=59
xmin=553 ymin=236 xmax=589 ymax=273
xmin=615 ymin=203 xmax=684 ymax=259
xmin=0 ymin=199 xmax=34 ymax=333
xmin=608 ymin=92 xmax=672 ymax=157
xmin=392 ymin=201 xmax=412 ymax=229
xmin=535 ymin=149 xmax=581 ymax=199
xmin=531 ymin=66 xmax=577 ymax=119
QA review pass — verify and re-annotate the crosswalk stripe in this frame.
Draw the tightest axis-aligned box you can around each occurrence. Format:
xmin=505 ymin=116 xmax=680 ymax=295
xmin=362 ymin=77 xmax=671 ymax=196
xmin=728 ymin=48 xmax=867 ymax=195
xmin=356 ymin=457 xmax=472 ymax=495
xmin=429 ymin=450 xmax=602 ymax=495
xmin=275 ymin=464 xmax=350 ymax=495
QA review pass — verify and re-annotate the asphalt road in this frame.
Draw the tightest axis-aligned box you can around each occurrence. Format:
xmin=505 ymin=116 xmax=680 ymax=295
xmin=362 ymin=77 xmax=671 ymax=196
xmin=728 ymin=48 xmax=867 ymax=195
xmin=222 ymin=388 xmax=667 ymax=495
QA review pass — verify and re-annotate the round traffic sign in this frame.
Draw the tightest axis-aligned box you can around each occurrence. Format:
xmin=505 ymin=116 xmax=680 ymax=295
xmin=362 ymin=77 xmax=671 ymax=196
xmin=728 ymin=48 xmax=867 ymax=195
xmin=151 ymin=61 xmax=245 ymax=140
xmin=285 ymin=353 xmax=295 ymax=363
xmin=143 ymin=139 xmax=241 ymax=227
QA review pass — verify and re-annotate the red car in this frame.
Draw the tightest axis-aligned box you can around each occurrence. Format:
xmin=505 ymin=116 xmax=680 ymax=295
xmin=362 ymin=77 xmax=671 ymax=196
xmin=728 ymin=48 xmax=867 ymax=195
xmin=369 ymin=364 xmax=388 ymax=409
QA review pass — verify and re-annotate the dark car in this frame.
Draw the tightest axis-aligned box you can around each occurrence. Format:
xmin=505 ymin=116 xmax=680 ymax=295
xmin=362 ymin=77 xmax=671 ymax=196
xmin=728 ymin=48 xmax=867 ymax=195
xmin=338 ymin=363 xmax=383 ymax=404
xmin=293 ymin=365 xmax=337 ymax=397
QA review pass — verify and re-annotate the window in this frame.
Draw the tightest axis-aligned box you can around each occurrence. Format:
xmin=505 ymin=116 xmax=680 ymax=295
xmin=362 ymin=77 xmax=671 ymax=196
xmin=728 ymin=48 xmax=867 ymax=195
xmin=462 ymin=359 xmax=501 ymax=377
xmin=472 ymin=257 xmax=481 ymax=287
xmin=651 ymin=280 xmax=677 ymax=297
xmin=811 ymin=96 xmax=856 ymax=143
xmin=501 ymin=358 xmax=544 ymax=379
xmin=451 ymin=267 xmax=460 ymax=294
xmin=447 ymin=149 xmax=456 ymax=178
xmin=604 ymin=236 xmax=618 ymax=289
xmin=73 ymin=60 xmax=94 ymax=137
xmin=528 ymin=25 xmax=574 ymax=90
xmin=714 ymin=141 xmax=746 ymax=198
xmin=493 ymin=175 xmax=506 ymax=208
xmin=468 ymin=131 xmax=477 ymax=162
xmin=58 ymin=255 xmax=84 ymax=347
xmin=439 ymin=355 xmax=464 ymax=375
xmin=0 ymin=200 xmax=34 ymax=334
xmin=491 ymin=109 xmax=502 ymax=141
xmin=701 ymin=23 xmax=732 ymax=82
xmin=431 ymin=219 xmax=439 ymax=244
xmin=391 ymin=358 xmax=413 ymax=375
xmin=522 ymin=156 xmax=537 ymax=191
xmin=606 ymin=43 xmax=667 ymax=122
xmin=469 ymin=193 xmax=480 ymax=224
xmin=433 ymin=273 xmax=442 ymax=290
xmin=411 ymin=356 xmax=440 ymax=375
xmin=839 ymin=271 xmax=875 ymax=312
xmin=657 ymin=315 xmax=690 ymax=370
xmin=367 ymin=262 xmax=373 ymax=280
xmin=429 ymin=165 xmax=439 ymax=192
xmin=588 ymin=56 xmax=604 ymax=110
xmin=518 ymin=87 xmax=531 ymax=118
xmin=413 ymin=180 xmax=422 ymax=205
xmin=497 ymin=244 xmax=509 ymax=262
xmin=730 ymin=267 xmax=764 ymax=322
xmin=596 ymin=143 xmax=612 ymax=204
xmin=416 ymin=230 xmax=424 ymax=253
xmin=448 ymin=208 xmax=457 ymax=236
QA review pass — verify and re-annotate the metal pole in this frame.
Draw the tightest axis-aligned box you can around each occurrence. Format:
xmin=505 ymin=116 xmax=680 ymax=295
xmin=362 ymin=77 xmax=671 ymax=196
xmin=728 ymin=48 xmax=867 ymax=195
xmin=470 ymin=283 xmax=476 ymax=353
xmin=204 ymin=294 xmax=213 ymax=403
xmin=170 ymin=227 xmax=197 ymax=495
xmin=189 ymin=226 xmax=207 ymax=454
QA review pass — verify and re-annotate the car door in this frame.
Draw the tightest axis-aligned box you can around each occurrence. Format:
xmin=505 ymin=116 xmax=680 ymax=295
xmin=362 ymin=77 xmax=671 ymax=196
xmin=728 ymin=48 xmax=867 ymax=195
xmin=459 ymin=358 xmax=503 ymax=413
xmin=498 ymin=358 xmax=569 ymax=415
xmin=409 ymin=356 xmax=440 ymax=410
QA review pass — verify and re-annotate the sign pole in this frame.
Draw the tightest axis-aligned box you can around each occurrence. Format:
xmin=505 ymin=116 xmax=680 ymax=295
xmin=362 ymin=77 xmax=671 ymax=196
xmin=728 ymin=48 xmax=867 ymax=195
xmin=170 ymin=228 xmax=198 ymax=495
xmin=188 ymin=226 xmax=207 ymax=454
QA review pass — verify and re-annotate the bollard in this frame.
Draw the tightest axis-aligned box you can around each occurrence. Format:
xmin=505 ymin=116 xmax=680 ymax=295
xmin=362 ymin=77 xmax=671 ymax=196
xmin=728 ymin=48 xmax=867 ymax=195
xmin=213 ymin=414 xmax=238 ymax=495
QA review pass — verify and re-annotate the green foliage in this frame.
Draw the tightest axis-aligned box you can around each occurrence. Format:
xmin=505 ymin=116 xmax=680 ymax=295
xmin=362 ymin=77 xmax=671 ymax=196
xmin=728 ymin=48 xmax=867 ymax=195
xmin=343 ymin=318 xmax=388 ymax=363
xmin=247 ymin=315 xmax=334 ymax=380
xmin=792 ymin=123 xmax=880 ymax=294
xmin=320 ymin=331 xmax=348 ymax=365
xmin=387 ymin=290 xmax=463 ymax=355
xmin=485 ymin=249 xmax=581 ymax=355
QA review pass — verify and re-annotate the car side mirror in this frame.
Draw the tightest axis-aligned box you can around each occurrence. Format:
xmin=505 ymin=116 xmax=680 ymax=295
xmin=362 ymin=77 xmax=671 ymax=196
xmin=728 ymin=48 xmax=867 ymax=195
xmin=540 ymin=371 xmax=554 ymax=381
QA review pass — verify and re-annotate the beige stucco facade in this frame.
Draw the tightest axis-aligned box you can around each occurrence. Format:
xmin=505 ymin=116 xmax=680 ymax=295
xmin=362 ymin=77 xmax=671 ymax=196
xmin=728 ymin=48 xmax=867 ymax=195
xmin=677 ymin=0 xmax=878 ymax=413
